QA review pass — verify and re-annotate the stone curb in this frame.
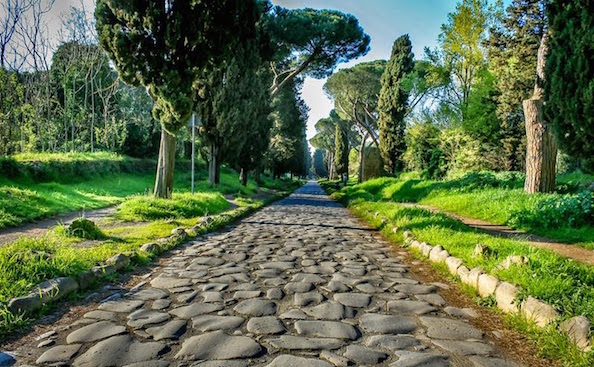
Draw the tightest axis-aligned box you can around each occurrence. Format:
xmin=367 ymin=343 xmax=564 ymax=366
xmin=402 ymin=230 xmax=592 ymax=353
xmin=4 ymin=191 xmax=291 ymax=318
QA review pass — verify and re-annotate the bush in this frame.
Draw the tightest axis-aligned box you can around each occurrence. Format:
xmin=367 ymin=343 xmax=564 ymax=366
xmin=509 ymin=191 xmax=594 ymax=229
xmin=117 ymin=192 xmax=229 ymax=221
xmin=64 ymin=218 xmax=104 ymax=240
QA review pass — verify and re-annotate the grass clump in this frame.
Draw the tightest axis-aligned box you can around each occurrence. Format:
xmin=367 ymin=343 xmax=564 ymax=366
xmin=62 ymin=218 xmax=105 ymax=240
xmin=116 ymin=192 xmax=230 ymax=221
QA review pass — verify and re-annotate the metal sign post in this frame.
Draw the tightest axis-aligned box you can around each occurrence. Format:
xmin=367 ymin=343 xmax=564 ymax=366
xmin=191 ymin=113 xmax=196 ymax=195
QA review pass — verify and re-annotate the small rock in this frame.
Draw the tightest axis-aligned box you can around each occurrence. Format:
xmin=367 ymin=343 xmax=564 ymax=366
xmin=560 ymin=316 xmax=592 ymax=352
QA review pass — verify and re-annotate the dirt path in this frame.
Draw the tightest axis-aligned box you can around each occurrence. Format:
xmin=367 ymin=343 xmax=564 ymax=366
xmin=0 ymin=206 xmax=117 ymax=245
xmin=401 ymin=203 xmax=594 ymax=266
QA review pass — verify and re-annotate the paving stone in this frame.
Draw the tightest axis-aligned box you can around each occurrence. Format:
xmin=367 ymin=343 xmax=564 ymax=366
xmin=415 ymin=293 xmax=446 ymax=307
xmin=66 ymin=321 xmax=126 ymax=343
xmin=432 ymin=339 xmax=494 ymax=355
xmin=333 ymin=293 xmax=371 ymax=308
xmin=150 ymin=274 xmax=193 ymax=289
xmin=190 ymin=362 xmax=247 ymax=367
xmin=36 ymin=344 xmax=81 ymax=365
xmin=192 ymin=315 xmax=245 ymax=332
xmin=344 ymin=345 xmax=388 ymax=364
xmin=146 ymin=320 xmax=187 ymax=340
xmin=365 ymin=335 xmax=421 ymax=351
xmin=83 ymin=310 xmax=117 ymax=320
xmin=469 ymin=356 xmax=519 ymax=367
xmin=360 ymin=313 xmax=418 ymax=334
xmin=169 ymin=303 xmax=224 ymax=319
xmin=246 ymin=317 xmax=286 ymax=335
xmin=98 ymin=299 xmax=144 ymax=313
xmin=73 ymin=335 xmax=166 ymax=367
xmin=234 ymin=299 xmax=277 ymax=316
xmin=233 ymin=291 xmax=262 ymax=300
xmin=123 ymin=362 xmax=170 ymax=367
xmin=284 ymin=282 xmax=314 ymax=293
xmin=419 ymin=317 xmax=485 ymax=340
xmin=279 ymin=309 xmax=308 ymax=320
xmin=389 ymin=352 xmax=448 ymax=367
xmin=294 ymin=292 xmax=324 ymax=307
xmin=295 ymin=321 xmax=359 ymax=340
xmin=174 ymin=331 xmax=261 ymax=360
xmin=265 ymin=355 xmax=332 ymax=367
xmin=131 ymin=288 xmax=169 ymax=301
xmin=394 ymin=284 xmax=437 ymax=295
xmin=266 ymin=288 xmax=284 ymax=300
xmin=127 ymin=309 xmax=170 ymax=328
xmin=152 ymin=299 xmax=172 ymax=310
xmin=302 ymin=301 xmax=354 ymax=320
xmin=266 ymin=335 xmax=346 ymax=350
xmin=444 ymin=307 xmax=479 ymax=319
xmin=387 ymin=300 xmax=437 ymax=315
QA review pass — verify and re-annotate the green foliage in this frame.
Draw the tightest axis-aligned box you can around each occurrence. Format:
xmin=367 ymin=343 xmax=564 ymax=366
xmin=403 ymin=121 xmax=440 ymax=172
xmin=63 ymin=218 xmax=105 ymax=240
xmin=313 ymin=149 xmax=328 ymax=178
xmin=510 ymin=191 xmax=594 ymax=229
xmin=268 ymin=7 xmax=370 ymax=80
xmin=334 ymin=120 xmax=349 ymax=177
xmin=546 ymin=0 xmax=594 ymax=164
xmin=378 ymin=35 xmax=415 ymax=174
xmin=117 ymin=192 xmax=229 ymax=222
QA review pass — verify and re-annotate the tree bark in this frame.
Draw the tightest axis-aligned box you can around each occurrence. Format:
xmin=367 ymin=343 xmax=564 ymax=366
xmin=208 ymin=142 xmax=220 ymax=185
xmin=358 ymin=135 xmax=368 ymax=183
xmin=524 ymin=32 xmax=557 ymax=193
xmin=240 ymin=167 xmax=248 ymax=186
xmin=154 ymin=130 xmax=176 ymax=198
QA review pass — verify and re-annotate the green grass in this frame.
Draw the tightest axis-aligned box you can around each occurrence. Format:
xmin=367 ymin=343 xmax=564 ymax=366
xmin=324 ymin=171 xmax=594 ymax=249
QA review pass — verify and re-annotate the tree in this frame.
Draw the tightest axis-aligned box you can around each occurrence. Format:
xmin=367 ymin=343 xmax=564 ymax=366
xmin=523 ymin=32 xmax=556 ymax=193
xmin=334 ymin=119 xmax=349 ymax=182
xmin=267 ymin=7 xmax=370 ymax=97
xmin=546 ymin=0 xmax=594 ymax=172
xmin=488 ymin=0 xmax=546 ymax=171
xmin=427 ymin=0 xmax=496 ymax=121
xmin=378 ymin=35 xmax=415 ymax=174
xmin=312 ymin=149 xmax=328 ymax=178
xmin=95 ymin=0 xmax=260 ymax=198
xmin=325 ymin=60 xmax=386 ymax=181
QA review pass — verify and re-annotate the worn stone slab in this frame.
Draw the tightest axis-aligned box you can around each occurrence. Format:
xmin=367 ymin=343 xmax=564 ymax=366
xmin=98 ymin=300 xmax=144 ymax=313
xmin=146 ymin=320 xmax=187 ymax=340
xmin=192 ymin=315 xmax=245 ymax=332
xmin=365 ymin=335 xmax=420 ymax=351
xmin=344 ymin=345 xmax=388 ymax=364
xmin=419 ymin=317 xmax=484 ymax=340
xmin=66 ymin=321 xmax=126 ymax=344
xmin=521 ymin=297 xmax=559 ymax=327
xmin=387 ymin=300 xmax=437 ymax=315
xmin=359 ymin=314 xmax=417 ymax=334
xmin=234 ymin=299 xmax=277 ymax=316
xmin=246 ymin=317 xmax=285 ymax=335
xmin=36 ymin=344 xmax=81 ymax=365
xmin=169 ymin=303 xmax=223 ymax=319
xmin=265 ymin=355 xmax=332 ymax=367
xmin=295 ymin=321 xmax=359 ymax=340
xmin=266 ymin=335 xmax=346 ymax=350
xmin=174 ymin=331 xmax=261 ymax=360
xmin=73 ymin=335 xmax=166 ymax=367
xmin=303 ymin=301 xmax=353 ymax=320
xmin=127 ymin=309 xmax=170 ymax=328
xmin=432 ymin=339 xmax=494 ymax=356
xmin=333 ymin=293 xmax=371 ymax=308
xmin=389 ymin=351 xmax=448 ymax=367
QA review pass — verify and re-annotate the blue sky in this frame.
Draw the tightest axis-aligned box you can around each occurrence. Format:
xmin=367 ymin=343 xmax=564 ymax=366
xmin=270 ymin=0 xmax=509 ymax=144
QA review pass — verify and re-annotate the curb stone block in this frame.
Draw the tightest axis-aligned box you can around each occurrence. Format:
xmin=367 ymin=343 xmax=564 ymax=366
xmin=107 ymin=254 xmax=130 ymax=270
xmin=92 ymin=264 xmax=117 ymax=277
xmin=477 ymin=274 xmax=499 ymax=297
xmin=521 ymin=296 xmax=559 ymax=327
xmin=428 ymin=246 xmax=444 ymax=262
xmin=77 ymin=271 xmax=96 ymax=290
xmin=465 ymin=268 xmax=484 ymax=289
xmin=457 ymin=266 xmax=470 ymax=283
xmin=421 ymin=243 xmax=433 ymax=257
xmin=560 ymin=316 xmax=592 ymax=352
xmin=8 ymin=277 xmax=79 ymax=314
xmin=494 ymin=282 xmax=519 ymax=314
xmin=445 ymin=257 xmax=463 ymax=275
xmin=140 ymin=243 xmax=159 ymax=253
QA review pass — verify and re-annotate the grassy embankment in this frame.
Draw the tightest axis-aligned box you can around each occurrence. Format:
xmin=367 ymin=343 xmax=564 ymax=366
xmin=321 ymin=172 xmax=594 ymax=367
xmin=0 ymin=152 xmax=302 ymax=337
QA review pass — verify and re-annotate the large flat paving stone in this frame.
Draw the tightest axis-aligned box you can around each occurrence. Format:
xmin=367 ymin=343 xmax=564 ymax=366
xmin=266 ymin=335 xmax=346 ymax=350
xmin=192 ymin=315 xmax=245 ymax=332
xmin=73 ymin=335 xmax=166 ymax=367
xmin=419 ymin=317 xmax=485 ymax=340
xmin=265 ymin=355 xmax=332 ymax=367
xmin=233 ymin=299 xmax=277 ymax=316
xmin=295 ymin=321 xmax=359 ymax=340
xmin=169 ymin=303 xmax=224 ymax=319
xmin=66 ymin=321 xmax=126 ymax=344
xmin=359 ymin=313 xmax=418 ymax=334
xmin=174 ymin=331 xmax=262 ymax=361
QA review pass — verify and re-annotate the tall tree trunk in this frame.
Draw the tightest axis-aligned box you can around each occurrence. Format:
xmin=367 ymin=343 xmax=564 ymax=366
xmin=358 ymin=134 xmax=368 ymax=183
xmin=524 ymin=33 xmax=557 ymax=193
xmin=240 ymin=168 xmax=248 ymax=186
xmin=208 ymin=142 xmax=220 ymax=185
xmin=154 ymin=130 xmax=176 ymax=198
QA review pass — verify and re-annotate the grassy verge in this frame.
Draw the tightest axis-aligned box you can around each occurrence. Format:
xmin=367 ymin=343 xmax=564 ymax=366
xmin=0 ymin=175 xmax=301 ymax=338
xmin=329 ymin=171 xmax=594 ymax=249
xmin=321 ymin=179 xmax=594 ymax=366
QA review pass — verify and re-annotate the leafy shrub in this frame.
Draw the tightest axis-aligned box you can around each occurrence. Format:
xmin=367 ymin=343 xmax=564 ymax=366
xmin=444 ymin=171 xmax=524 ymax=191
xmin=65 ymin=218 xmax=105 ymax=240
xmin=509 ymin=191 xmax=594 ymax=229
xmin=117 ymin=192 xmax=229 ymax=221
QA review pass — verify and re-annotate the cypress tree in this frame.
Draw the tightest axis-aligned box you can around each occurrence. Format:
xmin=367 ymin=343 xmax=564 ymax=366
xmin=546 ymin=0 xmax=594 ymax=171
xmin=334 ymin=120 xmax=349 ymax=181
xmin=378 ymin=35 xmax=414 ymax=175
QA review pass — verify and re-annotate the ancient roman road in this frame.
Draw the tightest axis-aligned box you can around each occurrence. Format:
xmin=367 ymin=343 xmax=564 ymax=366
xmin=13 ymin=181 xmax=521 ymax=367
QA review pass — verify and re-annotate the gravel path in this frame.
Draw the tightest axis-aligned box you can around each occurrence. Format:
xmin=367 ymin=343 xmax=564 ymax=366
xmin=8 ymin=182 xmax=522 ymax=367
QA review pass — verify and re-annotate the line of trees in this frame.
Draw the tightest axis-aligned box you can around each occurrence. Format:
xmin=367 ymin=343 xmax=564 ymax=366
xmin=312 ymin=0 xmax=593 ymax=194
xmin=0 ymin=0 xmax=372 ymax=197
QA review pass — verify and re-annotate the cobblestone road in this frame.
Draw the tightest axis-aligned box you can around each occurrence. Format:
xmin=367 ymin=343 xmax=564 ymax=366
xmin=13 ymin=182 xmax=521 ymax=367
